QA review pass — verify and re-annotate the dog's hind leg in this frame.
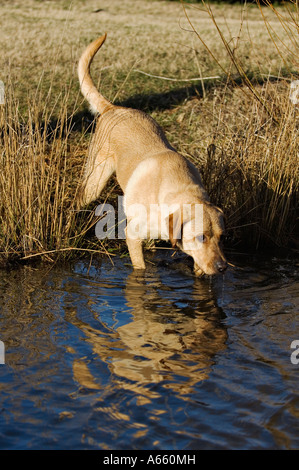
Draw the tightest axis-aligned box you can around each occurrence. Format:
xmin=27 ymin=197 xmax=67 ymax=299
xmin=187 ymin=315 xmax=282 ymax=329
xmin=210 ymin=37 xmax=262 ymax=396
xmin=79 ymin=151 xmax=115 ymax=207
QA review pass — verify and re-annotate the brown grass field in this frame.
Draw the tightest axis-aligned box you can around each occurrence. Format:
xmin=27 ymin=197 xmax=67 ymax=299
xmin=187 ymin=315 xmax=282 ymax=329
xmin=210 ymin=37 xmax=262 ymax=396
xmin=0 ymin=0 xmax=298 ymax=265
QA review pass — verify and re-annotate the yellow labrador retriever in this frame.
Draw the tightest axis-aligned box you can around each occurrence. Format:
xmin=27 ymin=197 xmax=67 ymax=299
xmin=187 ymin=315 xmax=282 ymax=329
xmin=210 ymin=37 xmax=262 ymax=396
xmin=78 ymin=34 xmax=227 ymax=276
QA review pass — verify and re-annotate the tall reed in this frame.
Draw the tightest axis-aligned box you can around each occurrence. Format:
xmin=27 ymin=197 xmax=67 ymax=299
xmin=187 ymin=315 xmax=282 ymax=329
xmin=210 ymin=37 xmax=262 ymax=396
xmin=196 ymin=81 xmax=298 ymax=249
xmin=0 ymin=84 xmax=102 ymax=263
xmin=182 ymin=0 xmax=298 ymax=250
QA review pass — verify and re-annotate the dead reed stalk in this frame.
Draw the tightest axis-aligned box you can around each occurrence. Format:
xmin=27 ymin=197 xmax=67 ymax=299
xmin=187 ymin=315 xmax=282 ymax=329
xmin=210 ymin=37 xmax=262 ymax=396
xmin=0 ymin=84 xmax=102 ymax=263
xmin=181 ymin=0 xmax=298 ymax=250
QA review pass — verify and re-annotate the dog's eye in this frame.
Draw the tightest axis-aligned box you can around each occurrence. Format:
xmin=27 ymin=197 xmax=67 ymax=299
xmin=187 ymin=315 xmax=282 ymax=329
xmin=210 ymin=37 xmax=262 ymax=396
xmin=197 ymin=234 xmax=206 ymax=243
xmin=219 ymin=234 xmax=225 ymax=243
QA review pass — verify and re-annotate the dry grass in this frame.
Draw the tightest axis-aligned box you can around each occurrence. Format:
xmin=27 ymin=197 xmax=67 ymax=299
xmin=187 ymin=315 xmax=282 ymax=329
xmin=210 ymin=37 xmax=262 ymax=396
xmin=1 ymin=0 xmax=297 ymax=105
xmin=0 ymin=85 xmax=88 ymax=262
xmin=0 ymin=0 xmax=298 ymax=264
xmin=176 ymin=81 xmax=298 ymax=249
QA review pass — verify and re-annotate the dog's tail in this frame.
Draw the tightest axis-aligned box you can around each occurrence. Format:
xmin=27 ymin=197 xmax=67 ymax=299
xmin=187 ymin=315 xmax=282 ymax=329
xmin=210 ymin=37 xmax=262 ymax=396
xmin=78 ymin=33 xmax=113 ymax=114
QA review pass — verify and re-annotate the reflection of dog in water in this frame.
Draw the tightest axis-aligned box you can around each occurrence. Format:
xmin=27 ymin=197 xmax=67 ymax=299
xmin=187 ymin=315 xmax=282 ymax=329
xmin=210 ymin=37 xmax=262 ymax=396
xmin=78 ymin=34 xmax=227 ymax=277
xmin=72 ymin=269 xmax=227 ymax=396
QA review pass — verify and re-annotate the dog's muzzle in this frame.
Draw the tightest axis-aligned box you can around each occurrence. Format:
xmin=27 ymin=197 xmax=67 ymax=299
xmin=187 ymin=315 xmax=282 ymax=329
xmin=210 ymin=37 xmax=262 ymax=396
xmin=215 ymin=260 xmax=228 ymax=273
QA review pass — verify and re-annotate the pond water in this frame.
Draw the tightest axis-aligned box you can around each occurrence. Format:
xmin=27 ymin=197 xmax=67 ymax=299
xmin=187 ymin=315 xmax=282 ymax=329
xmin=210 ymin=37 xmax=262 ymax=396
xmin=0 ymin=251 xmax=298 ymax=450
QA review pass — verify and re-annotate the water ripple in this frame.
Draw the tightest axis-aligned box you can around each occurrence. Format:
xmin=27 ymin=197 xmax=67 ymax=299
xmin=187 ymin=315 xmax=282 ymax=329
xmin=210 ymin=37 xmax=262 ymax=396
xmin=0 ymin=253 xmax=298 ymax=449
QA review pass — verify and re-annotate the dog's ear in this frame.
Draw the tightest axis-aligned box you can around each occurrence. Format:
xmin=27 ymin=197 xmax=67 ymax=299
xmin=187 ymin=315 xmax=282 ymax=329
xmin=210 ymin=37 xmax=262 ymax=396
xmin=168 ymin=211 xmax=183 ymax=248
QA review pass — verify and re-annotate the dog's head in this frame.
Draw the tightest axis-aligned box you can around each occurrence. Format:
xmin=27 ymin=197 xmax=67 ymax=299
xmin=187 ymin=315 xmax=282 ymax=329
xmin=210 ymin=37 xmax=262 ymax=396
xmin=168 ymin=202 xmax=227 ymax=276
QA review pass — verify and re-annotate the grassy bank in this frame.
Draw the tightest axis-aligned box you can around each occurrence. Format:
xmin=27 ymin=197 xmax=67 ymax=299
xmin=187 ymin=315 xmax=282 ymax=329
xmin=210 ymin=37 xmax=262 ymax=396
xmin=0 ymin=0 xmax=298 ymax=264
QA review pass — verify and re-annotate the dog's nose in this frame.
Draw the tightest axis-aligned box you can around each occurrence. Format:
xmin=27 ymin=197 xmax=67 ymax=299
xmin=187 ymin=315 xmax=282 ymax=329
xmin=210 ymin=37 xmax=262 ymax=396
xmin=216 ymin=260 xmax=228 ymax=273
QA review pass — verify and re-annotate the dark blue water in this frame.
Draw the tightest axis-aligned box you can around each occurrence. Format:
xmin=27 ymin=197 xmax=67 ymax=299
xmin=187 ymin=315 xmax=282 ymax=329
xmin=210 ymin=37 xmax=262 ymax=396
xmin=0 ymin=251 xmax=298 ymax=449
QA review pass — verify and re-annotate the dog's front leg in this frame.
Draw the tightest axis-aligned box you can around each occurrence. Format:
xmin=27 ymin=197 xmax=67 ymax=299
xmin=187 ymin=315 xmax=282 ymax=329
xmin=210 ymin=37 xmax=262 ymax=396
xmin=125 ymin=234 xmax=146 ymax=270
